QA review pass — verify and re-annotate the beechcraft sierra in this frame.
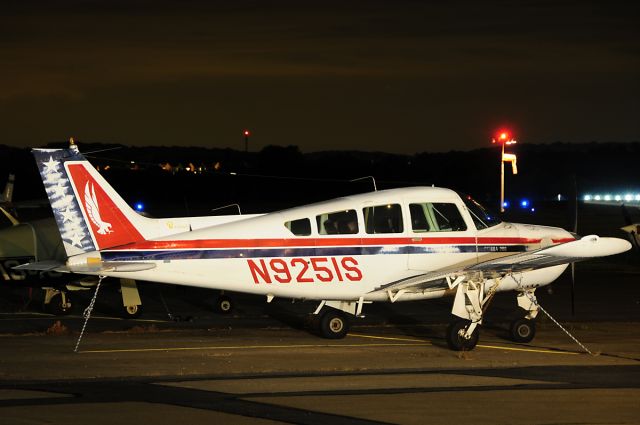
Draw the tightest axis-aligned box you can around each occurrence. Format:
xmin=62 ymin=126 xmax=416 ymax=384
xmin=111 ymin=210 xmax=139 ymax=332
xmin=18 ymin=140 xmax=631 ymax=350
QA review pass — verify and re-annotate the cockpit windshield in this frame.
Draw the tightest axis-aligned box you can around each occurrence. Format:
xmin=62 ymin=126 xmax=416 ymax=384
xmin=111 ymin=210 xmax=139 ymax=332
xmin=459 ymin=193 xmax=502 ymax=230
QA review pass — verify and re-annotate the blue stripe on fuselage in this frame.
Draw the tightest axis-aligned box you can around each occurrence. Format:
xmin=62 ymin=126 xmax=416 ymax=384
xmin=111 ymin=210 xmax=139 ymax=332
xmin=101 ymin=244 xmax=527 ymax=262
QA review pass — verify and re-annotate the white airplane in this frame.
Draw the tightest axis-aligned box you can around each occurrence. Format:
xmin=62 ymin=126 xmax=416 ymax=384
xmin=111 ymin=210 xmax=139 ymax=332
xmin=18 ymin=140 xmax=631 ymax=350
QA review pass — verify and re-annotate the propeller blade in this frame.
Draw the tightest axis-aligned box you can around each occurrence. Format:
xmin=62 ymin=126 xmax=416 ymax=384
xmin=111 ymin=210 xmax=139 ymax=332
xmin=621 ymin=204 xmax=633 ymax=226
xmin=570 ymin=262 xmax=576 ymax=316
xmin=570 ymin=175 xmax=577 ymax=316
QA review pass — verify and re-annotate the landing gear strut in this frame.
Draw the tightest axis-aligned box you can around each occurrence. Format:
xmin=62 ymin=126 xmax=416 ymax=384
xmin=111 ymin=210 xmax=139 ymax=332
xmin=43 ymin=289 xmax=73 ymax=315
xmin=447 ymin=272 xmax=499 ymax=351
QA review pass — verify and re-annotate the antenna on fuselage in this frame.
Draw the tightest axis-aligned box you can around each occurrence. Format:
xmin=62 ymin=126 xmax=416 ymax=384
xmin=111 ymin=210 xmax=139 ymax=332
xmin=350 ymin=176 xmax=377 ymax=192
xmin=211 ymin=204 xmax=242 ymax=215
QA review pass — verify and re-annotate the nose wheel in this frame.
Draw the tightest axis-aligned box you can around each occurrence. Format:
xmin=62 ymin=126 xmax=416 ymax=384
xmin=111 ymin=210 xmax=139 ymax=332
xmin=510 ymin=318 xmax=536 ymax=343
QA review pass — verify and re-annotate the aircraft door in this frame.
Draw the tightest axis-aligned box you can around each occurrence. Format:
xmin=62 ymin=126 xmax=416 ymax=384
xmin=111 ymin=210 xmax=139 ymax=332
xmin=406 ymin=201 xmax=478 ymax=271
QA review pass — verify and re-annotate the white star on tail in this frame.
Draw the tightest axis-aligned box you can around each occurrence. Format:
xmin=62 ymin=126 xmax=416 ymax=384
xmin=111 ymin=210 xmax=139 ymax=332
xmin=84 ymin=182 xmax=112 ymax=235
xmin=69 ymin=233 xmax=83 ymax=248
xmin=60 ymin=207 xmax=75 ymax=223
xmin=43 ymin=157 xmax=59 ymax=173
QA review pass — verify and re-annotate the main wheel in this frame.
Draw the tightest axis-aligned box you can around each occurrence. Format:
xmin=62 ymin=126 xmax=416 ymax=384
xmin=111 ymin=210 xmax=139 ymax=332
xmin=46 ymin=292 xmax=73 ymax=316
xmin=215 ymin=295 xmax=234 ymax=314
xmin=446 ymin=320 xmax=479 ymax=351
xmin=510 ymin=318 xmax=536 ymax=343
xmin=319 ymin=309 xmax=350 ymax=339
xmin=121 ymin=304 xmax=143 ymax=319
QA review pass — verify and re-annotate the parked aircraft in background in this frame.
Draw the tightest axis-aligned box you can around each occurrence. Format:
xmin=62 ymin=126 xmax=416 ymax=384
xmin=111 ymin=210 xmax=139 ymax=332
xmin=19 ymin=140 xmax=631 ymax=350
xmin=621 ymin=205 xmax=640 ymax=253
xmin=0 ymin=175 xmax=143 ymax=317
xmin=1 ymin=174 xmax=18 ymax=225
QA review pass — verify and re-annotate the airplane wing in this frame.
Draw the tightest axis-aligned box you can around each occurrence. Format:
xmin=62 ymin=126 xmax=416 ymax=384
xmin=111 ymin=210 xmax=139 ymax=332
xmin=372 ymin=235 xmax=631 ymax=293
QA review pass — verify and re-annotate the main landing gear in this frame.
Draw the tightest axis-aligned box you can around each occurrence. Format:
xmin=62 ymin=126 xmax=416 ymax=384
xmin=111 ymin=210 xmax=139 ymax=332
xmin=446 ymin=275 xmax=542 ymax=350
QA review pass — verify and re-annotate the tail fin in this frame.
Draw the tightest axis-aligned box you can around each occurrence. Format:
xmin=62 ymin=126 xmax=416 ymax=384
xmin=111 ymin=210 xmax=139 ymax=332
xmin=33 ymin=140 xmax=147 ymax=257
xmin=2 ymin=174 xmax=15 ymax=203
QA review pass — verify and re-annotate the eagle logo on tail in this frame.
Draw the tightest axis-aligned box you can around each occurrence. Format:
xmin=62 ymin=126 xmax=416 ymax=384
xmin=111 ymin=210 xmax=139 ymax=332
xmin=84 ymin=182 xmax=113 ymax=235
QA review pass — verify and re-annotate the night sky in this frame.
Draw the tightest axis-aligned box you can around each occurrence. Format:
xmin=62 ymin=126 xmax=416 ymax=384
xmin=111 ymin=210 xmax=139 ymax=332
xmin=1 ymin=0 xmax=638 ymax=154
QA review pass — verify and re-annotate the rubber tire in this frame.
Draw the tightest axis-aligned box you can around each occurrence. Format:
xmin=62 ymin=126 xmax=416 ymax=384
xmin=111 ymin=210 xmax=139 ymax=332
xmin=510 ymin=318 xmax=536 ymax=343
xmin=446 ymin=320 xmax=479 ymax=351
xmin=121 ymin=304 xmax=143 ymax=319
xmin=215 ymin=295 xmax=234 ymax=314
xmin=319 ymin=309 xmax=350 ymax=339
xmin=47 ymin=293 xmax=73 ymax=316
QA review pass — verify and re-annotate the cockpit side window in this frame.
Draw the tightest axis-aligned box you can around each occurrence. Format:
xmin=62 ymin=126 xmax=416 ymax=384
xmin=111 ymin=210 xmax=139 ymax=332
xmin=284 ymin=218 xmax=311 ymax=236
xmin=459 ymin=194 xmax=502 ymax=230
xmin=410 ymin=202 xmax=467 ymax=232
xmin=363 ymin=204 xmax=403 ymax=234
xmin=316 ymin=209 xmax=358 ymax=235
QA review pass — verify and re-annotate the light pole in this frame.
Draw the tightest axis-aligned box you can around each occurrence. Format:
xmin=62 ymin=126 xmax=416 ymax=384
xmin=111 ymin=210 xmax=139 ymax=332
xmin=243 ymin=129 xmax=250 ymax=153
xmin=492 ymin=130 xmax=518 ymax=212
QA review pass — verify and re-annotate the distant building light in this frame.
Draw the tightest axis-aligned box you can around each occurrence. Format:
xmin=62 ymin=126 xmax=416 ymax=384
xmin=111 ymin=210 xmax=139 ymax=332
xmin=583 ymin=195 xmax=592 ymax=201
xmin=531 ymin=208 xmax=535 ymax=212
xmin=636 ymin=194 xmax=640 ymax=201
xmin=624 ymin=194 xmax=633 ymax=202
xmin=594 ymin=195 xmax=601 ymax=201
xmin=615 ymin=195 xmax=622 ymax=201
xmin=604 ymin=195 xmax=612 ymax=201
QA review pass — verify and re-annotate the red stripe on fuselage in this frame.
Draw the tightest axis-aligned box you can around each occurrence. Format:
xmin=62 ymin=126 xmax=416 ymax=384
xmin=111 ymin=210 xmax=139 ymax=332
xmin=111 ymin=236 xmax=547 ymax=251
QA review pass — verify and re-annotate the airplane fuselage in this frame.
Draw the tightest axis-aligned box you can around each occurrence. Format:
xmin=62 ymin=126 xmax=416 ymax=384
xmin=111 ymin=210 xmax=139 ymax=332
xmin=67 ymin=187 xmax=573 ymax=302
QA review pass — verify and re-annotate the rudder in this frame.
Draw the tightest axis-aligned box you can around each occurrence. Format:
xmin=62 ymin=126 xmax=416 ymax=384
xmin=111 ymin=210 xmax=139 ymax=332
xmin=33 ymin=140 xmax=146 ymax=257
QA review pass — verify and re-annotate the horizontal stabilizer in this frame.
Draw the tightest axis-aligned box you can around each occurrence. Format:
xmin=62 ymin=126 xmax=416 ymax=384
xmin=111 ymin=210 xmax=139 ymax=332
xmin=13 ymin=261 xmax=156 ymax=274
xmin=67 ymin=261 xmax=157 ymax=273
xmin=13 ymin=261 xmax=64 ymax=272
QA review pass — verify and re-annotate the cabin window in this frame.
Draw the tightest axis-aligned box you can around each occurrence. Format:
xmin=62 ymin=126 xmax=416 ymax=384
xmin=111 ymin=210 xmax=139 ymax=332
xmin=363 ymin=204 xmax=404 ymax=234
xmin=284 ymin=218 xmax=312 ymax=236
xmin=409 ymin=203 xmax=467 ymax=232
xmin=316 ymin=210 xmax=358 ymax=235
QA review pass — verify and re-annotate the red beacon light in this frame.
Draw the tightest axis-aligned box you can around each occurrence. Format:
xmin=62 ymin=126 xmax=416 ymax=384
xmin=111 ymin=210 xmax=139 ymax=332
xmin=492 ymin=130 xmax=516 ymax=145
xmin=243 ymin=130 xmax=250 ymax=137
